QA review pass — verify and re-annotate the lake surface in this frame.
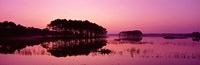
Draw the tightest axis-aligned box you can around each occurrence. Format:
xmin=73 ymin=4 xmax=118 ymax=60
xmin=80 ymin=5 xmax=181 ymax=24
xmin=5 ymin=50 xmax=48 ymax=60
xmin=0 ymin=36 xmax=200 ymax=65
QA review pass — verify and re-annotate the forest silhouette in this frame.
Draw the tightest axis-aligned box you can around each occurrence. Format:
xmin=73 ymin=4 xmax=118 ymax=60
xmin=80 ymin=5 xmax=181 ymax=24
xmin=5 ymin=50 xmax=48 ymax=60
xmin=0 ymin=19 xmax=109 ymax=57
xmin=192 ymin=32 xmax=200 ymax=41
xmin=0 ymin=19 xmax=107 ymax=38
xmin=47 ymin=19 xmax=107 ymax=38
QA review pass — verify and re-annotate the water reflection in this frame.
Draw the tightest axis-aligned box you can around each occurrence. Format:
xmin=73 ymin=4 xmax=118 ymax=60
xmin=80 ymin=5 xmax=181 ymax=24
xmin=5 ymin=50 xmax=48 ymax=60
xmin=104 ymin=37 xmax=200 ymax=60
xmin=0 ymin=37 xmax=200 ymax=65
xmin=161 ymin=42 xmax=199 ymax=47
xmin=42 ymin=39 xmax=107 ymax=57
xmin=162 ymin=36 xmax=200 ymax=42
xmin=0 ymin=39 xmax=48 ymax=54
xmin=116 ymin=34 xmax=143 ymax=42
xmin=0 ymin=38 xmax=110 ymax=57
xmin=127 ymin=47 xmax=200 ymax=59
xmin=112 ymin=36 xmax=153 ymax=44
xmin=193 ymin=37 xmax=200 ymax=41
xmin=14 ymin=45 xmax=50 ymax=55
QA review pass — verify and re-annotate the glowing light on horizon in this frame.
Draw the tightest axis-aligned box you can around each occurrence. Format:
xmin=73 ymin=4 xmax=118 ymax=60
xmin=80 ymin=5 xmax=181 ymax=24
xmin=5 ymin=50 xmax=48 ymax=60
xmin=0 ymin=0 xmax=200 ymax=33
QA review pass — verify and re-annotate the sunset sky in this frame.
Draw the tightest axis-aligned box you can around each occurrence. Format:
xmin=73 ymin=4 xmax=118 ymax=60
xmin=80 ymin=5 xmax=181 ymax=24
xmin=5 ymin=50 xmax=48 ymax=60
xmin=0 ymin=0 xmax=200 ymax=34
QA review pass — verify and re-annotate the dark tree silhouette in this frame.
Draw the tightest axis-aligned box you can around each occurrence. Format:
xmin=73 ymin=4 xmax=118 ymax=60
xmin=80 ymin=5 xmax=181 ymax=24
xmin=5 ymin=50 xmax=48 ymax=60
xmin=0 ymin=21 xmax=27 ymax=37
xmin=0 ymin=38 xmax=110 ymax=57
xmin=47 ymin=19 xmax=107 ymax=38
xmin=192 ymin=32 xmax=200 ymax=37
xmin=192 ymin=32 xmax=200 ymax=41
xmin=0 ymin=20 xmax=109 ymax=57
xmin=0 ymin=21 xmax=52 ymax=37
xmin=119 ymin=30 xmax=143 ymax=42
xmin=41 ymin=39 xmax=107 ymax=57
xmin=0 ymin=19 xmax=107 ymax=38
xmin=119 ymin=30 xmax=143 ymax=36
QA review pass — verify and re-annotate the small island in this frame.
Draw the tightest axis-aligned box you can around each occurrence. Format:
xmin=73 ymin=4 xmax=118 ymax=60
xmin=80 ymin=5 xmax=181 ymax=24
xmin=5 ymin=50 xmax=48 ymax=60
xmin=192 ymin=32 xmax=200 ymax=41
xmin=118 ymin=30 xmax=143 ymax=42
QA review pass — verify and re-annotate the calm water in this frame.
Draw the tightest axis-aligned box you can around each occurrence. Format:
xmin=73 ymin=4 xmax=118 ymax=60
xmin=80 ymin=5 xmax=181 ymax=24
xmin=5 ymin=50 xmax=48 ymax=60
xmin=0 ymin=36 xmax=200 ymax=65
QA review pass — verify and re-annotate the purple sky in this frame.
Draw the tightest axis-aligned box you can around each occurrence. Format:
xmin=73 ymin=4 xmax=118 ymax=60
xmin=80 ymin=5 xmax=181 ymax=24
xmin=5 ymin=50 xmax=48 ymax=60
xmin=0 ymin=0 xmax=200 ymax=34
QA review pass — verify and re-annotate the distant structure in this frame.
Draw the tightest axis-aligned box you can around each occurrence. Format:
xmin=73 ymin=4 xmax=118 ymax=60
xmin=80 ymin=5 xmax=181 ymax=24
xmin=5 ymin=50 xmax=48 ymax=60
xmin=118 ymin=30 xmax=143 ymax=42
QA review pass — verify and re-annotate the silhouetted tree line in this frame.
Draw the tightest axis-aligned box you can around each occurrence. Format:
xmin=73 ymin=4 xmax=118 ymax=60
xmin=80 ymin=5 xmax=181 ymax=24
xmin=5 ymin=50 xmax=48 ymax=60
xmin=192 ymin=32 xmax=200 ymax=41
xmin=0 ymin=21 xmax=52 ymax=37
xmin=47 ymin=19 xmax=107 ymax=38
xmin=192 ymin=32 xmax=200 ymax=37
xmin=118 ymin=30 xmax=143 ymax=42
xmin=119 ymin=30 xmax=143 ymax=36
xmin=0 ymin=19 xmax=107 ymax=38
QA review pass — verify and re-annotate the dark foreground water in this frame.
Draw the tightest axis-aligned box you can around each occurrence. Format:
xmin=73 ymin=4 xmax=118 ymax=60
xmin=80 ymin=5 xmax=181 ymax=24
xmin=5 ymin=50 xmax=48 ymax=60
xmin=0 ymin=36 xmax=200 ymax=65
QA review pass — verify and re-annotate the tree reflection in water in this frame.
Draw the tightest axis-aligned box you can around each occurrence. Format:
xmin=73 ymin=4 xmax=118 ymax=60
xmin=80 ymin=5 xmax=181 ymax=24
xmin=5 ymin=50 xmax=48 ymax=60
xmin=115 ymin=36 xmax=143 ymax=42
xmin=0 ymin=39 xmax=47 ymax=54
xmin=1 ymin=37 xmax=199 ymax=59
xmin=0 ymin=38 xmax=111 ymax=57
xmin=14 ymin=45 xmax=51 ymax=55
xmin=41 ymin=38 xmax=108 ymax=57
